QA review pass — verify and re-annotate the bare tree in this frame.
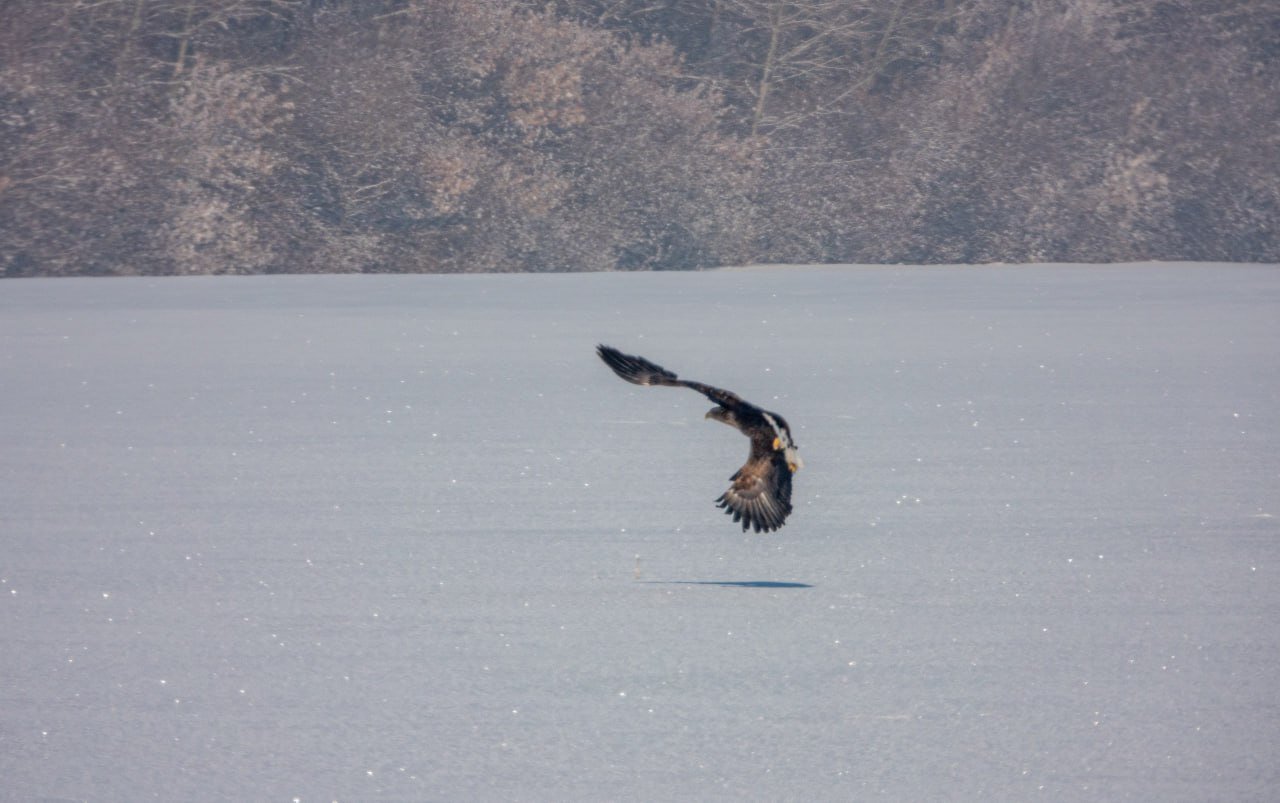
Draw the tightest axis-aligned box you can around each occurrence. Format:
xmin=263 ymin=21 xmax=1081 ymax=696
xmin=286 ymin=2 xmax=755 ymax=272
xmin=3 ymin=0 xmax=1275 ymax=275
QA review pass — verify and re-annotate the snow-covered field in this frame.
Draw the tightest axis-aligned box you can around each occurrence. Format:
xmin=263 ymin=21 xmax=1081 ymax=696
xmin=2 ymin=263 xmax=1278 ymax=801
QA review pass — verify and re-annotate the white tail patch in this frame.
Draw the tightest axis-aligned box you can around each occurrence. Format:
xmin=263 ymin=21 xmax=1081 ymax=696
xmin=787 ymin=449 xmax=804 ymax=471
xmin=762 ymin=411 xmax=803 ymax=471
xmin=761 ymin=412 xmax=788 ymax=446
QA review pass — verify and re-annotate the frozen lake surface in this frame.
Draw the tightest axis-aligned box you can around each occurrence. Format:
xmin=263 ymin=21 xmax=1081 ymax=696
xmin=2 ymin=263 xmax=1278 ymax=800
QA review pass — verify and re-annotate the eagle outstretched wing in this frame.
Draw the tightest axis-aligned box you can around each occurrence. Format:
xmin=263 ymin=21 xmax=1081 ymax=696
xmin=595 ymin=344 xmax=747 ymax=410
xmin=716 ymin=448 xmax=794 ymax=534
xmin=596 ymin=344 xmax=801 ymax=533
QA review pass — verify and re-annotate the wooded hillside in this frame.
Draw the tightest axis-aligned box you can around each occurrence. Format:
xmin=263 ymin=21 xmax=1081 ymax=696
xmin=2 ymin=1 xmax=1276 ymax=275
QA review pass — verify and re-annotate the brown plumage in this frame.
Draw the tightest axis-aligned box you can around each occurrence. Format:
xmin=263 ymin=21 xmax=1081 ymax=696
xmin=596 ymin=344 xmax=802 ymax=533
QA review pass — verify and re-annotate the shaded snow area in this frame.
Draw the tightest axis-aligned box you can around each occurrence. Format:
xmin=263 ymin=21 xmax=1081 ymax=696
xmin=2 ymin=264 xmax=1278 ymax=801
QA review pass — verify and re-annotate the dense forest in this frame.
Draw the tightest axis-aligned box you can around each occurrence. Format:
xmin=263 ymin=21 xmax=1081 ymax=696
xmin=1 ymin=0 xmax=1276 ymax=276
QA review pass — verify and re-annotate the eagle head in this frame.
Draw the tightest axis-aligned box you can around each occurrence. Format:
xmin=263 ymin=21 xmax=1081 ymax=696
xmin=705 ymin=406 xmax=733 ymax=426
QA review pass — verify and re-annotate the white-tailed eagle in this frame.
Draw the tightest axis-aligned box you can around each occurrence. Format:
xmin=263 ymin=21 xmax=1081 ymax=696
xmin=596 ymin=344 xmax=802 ymax=533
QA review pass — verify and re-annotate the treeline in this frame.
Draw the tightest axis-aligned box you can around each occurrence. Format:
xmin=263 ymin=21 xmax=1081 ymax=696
xmin=1 ymin=0 xmax=1276 ymax=276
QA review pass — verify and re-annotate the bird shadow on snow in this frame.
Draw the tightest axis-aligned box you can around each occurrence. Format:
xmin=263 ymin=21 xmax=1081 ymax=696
xmin=637 ymin=580 xmax=813 ymax=589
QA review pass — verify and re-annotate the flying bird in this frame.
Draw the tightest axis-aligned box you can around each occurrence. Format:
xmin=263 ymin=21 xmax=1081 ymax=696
xmin=596 ymin=344 xmax=802 ymax=533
